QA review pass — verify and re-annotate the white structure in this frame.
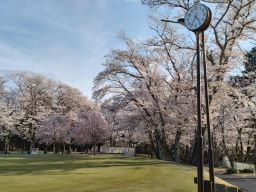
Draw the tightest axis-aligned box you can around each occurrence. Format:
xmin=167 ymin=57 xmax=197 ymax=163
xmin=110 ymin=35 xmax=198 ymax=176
xmin=234 ymin=162 xmax=255 ymax=172
xmin=100 ymin=146 xmax=135 ymax=156
xmin=31 ymin=148 xmax=39 ymax=154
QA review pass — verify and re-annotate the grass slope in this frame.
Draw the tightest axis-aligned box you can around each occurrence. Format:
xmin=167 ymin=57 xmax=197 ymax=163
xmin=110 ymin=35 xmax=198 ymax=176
xmin=0 ymin=154 xmax=228 ymax=192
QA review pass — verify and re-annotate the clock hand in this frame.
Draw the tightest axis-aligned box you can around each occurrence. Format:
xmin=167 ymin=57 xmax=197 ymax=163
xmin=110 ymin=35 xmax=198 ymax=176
xmin=195 ymin=15 xmax=200 ymax=21
xmin=192 ymin=16 xmax=196 ymax=23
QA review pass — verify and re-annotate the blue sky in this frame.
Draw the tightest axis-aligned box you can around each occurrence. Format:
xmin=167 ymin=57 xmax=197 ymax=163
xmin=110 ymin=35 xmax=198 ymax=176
xmin=0 ymin=0 xmax=152 ymax=98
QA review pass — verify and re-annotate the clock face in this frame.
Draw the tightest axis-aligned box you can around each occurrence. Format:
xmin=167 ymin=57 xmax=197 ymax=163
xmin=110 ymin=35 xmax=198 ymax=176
xmin=184 ymin=4 xmax=210 ymax=32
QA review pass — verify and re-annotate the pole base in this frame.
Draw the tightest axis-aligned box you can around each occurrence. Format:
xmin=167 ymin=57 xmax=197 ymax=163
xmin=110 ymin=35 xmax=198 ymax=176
xmin=194 ymin=177 xmax=213 ymax=192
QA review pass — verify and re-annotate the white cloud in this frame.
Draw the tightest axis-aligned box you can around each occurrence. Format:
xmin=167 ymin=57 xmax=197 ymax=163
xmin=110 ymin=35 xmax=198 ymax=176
xmin=0 ymin=0 xmax=151 ymax=98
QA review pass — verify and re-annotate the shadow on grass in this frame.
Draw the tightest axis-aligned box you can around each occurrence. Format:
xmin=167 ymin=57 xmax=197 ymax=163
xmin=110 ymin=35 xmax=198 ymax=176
xmin=0 ymin=154 xmax=171 ymax=176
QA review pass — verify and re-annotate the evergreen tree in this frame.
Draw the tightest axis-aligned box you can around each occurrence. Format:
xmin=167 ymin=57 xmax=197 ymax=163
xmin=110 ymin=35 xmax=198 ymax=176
xmin=244 ymin=47 xmax=256 ymax=74
xmin=230 ymin=47 xmax=256 ymax=162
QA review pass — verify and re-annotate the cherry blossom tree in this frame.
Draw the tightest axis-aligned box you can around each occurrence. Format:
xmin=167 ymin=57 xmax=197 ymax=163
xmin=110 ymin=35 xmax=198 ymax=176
xmin=93 ymin=0 xmax=256 ymax=162
xmin=73 ymin=111 xmax=109 ymax=155
xmin=37 ymin=114 xmax=72 ymax=154
xmin=0 ymin=72 xmax=95 ymax=154
xmin=93 ymin=33 xmax=196 ymax=160
xmin=53 ymin=83 xmax=93 ymax=114
xmin=9 ymin=73 xmax=54 ymax=153
xmin=0 ymin=79 xmax=17 ymax=154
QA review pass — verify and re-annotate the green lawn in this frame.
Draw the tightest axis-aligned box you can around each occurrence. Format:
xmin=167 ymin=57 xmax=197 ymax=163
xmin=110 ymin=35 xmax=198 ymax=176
xmin=0 ymin=154 xmax=229 ymax=192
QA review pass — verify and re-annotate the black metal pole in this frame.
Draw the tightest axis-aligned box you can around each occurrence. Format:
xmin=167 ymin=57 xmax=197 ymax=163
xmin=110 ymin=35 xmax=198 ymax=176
xmin=202 ymin=32 xmax=215 ymax=192
xmin=196 ymin=31 xmax=204 ymax=192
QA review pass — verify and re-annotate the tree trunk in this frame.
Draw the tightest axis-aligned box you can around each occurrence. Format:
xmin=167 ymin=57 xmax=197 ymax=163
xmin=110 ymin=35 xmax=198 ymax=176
xmin=148 ymin=132 xmax=155 ymax=158
xmin=63 ymin=144 xmax=66 ymax=154
xmin=239 ymin=129 xmax=244 ymax=162
xmin=3 ymin=136 xmax=9 ymax=154
xmin=240 ymin=138 xmax=244 ymax=162
xmin=222 ymin=135 xmax=228 ymax=156
xmin=11 ymin=137 xmax=14 ymax=151
xmin=154 ymin=129 xmax=169 ymax=160
xmin=27 ymin=124 xmax=36 ymax=154
xmin=245 ymin=146 xmax=251 ymax=162
xmin=97 ymin=144 xmax=101 ymax=152
xmin=221 ymin=106 xmax=229 ymax=158
xmin=21 ymin=140 xmax=24 ymax=154
xmin=67 ymin=144 xmax=71 ymax=154
xmin=171 ymin=128 xmax=182 ymax=162
xmin=189 ymin=132 xmax=198 ymax=165
xmin=53 ymin=142 xmax=56 ymax=154
xmin=222 ymin=125 xmax=228 ymax=157
xmin=235 ymin=138 xmax=239 ymax=158
xmin=53 ymin=129 xmax=56 ymax=154
xmin=93 ymin=145 xmax=96 ymax=156
xmin=236 ymin=128 xmax=244 ymax=162
xmin=56 ymin=144 xmax=60 ymax=154
xmin=27 ymin=140 xmax=33 ymax=154
xmin=44 ymin=145 xmax=48 ymax=154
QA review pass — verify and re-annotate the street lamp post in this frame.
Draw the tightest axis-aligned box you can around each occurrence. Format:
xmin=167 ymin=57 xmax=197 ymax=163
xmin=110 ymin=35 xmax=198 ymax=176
xmin=195 ymin=31 xmax=204 ymax=192
xmin=162 ymin=3 xmax=213 ymax=192
xmin=183 ymin=4 xmax=212 ymax=192
xmin=202 ymin=31 xmax=216 ymax=192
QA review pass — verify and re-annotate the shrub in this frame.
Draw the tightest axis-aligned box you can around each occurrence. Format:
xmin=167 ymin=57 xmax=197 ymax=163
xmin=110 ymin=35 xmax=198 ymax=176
xmin=240 ymin=169 xmax=254 ymax=173
xmin=226 ymin=167 xmax=239 ymax=174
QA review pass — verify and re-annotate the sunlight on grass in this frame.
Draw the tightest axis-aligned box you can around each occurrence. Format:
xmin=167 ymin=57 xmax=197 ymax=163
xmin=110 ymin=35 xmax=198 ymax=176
xmin=0 ymin=154 xmax=232 ymax=192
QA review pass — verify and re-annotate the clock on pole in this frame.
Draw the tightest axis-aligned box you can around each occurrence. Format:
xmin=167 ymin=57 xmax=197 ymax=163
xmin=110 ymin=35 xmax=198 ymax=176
xmin=183 ymin=3 xmax=213 ymax=192
xmin=184 ymin=3 xmax=211 ymax=32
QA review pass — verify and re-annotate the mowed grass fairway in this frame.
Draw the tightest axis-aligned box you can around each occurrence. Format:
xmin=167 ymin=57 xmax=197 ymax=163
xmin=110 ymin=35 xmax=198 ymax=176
xmin=0 ymin=154 xmax=198 ymax=192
